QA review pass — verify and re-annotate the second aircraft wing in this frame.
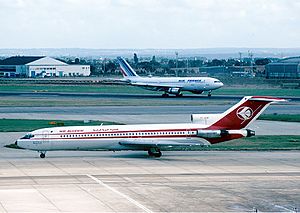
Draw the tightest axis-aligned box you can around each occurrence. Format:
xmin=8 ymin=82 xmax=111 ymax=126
xmin=119 ymin=138 xmax=210 ymax=150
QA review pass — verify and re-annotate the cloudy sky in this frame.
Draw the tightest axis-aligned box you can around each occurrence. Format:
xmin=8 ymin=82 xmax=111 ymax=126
xmin=0 ymin=0 xmax=299 ymax=48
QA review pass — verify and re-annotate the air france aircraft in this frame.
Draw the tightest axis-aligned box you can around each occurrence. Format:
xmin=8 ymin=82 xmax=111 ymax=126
xmin=117 ymin=57 xmax=224 ymax=97
xmin=16 ymin=96 xmax=285 ymax=158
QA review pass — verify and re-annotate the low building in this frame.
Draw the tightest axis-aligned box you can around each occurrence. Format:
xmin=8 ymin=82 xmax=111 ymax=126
xmin=0 ymin=56 xmax=90 ymax=78
xmin=199 ymin=66 xmax=229 ymax=76
xmin=266 ymin=57 xmax=300 ymax=79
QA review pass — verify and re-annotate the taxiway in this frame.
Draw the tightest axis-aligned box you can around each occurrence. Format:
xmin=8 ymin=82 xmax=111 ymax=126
xmin=0 ymin=132 xmax=299 ymax=212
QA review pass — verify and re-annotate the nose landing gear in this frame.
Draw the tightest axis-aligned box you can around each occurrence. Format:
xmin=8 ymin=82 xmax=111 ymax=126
xmin=39 ymin=151 xmax=47 ymax=158
xmin=148 ymin=148 xmax=162 ymax=157
xmin=208 ymin=90 xmax=212 ymax=97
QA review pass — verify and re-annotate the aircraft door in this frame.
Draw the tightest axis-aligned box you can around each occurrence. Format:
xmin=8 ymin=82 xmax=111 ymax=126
xmin=186 ymin=129 xmax=192 ymax=139
xmin=41 ymin=130 xmax=51 ymax=148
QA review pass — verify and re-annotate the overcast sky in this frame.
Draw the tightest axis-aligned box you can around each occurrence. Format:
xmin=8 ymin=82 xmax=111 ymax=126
xmin=0 ymin=0 xmax=299 ymax=48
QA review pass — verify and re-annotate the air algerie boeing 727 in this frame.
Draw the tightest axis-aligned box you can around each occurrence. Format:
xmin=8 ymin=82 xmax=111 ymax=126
xmin=16 ymin=96 xmax=285 ymax=158
xmin=117 ymin=57 xmax=224 ymax=97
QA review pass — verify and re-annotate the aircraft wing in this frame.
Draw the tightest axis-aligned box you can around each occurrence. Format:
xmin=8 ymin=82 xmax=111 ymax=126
xmin=119 ymin=139 xmax=210 ymax=150
xmin=131 ymin=82 xmax=183 ymax=91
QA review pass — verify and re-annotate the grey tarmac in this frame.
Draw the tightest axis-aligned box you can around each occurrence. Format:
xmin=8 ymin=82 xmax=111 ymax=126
xmin=0 ymin=94 xmax=299 ymax=212
xmin=0 ymin=132 xmax=299 ymax=212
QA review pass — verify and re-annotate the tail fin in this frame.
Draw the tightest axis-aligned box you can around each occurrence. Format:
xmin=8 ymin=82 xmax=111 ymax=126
xmin=207 ymin=96 xmax=286 ymax=130
xmin=117 ymin=57 xmax=140 ymax=78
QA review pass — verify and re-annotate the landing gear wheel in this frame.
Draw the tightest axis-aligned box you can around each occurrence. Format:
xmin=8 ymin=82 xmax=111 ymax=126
xmin=148 ymin=149 xmax=162 ymax=158
xmin=162 ymin=93 xmax=169 ymax=98
xmin=40 ymin=153 xmax=46 ymax=158
xmin=208 ymin=90 xmax=212 ymax=97
xmin=153 ymin=151 xmax=162 ymax=157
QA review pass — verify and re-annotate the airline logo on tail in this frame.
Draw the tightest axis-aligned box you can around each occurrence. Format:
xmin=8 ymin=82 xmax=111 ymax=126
xmin=236 ymin=106 xmax=253 ymax=121
xmin=117 ymin=57 xmax=139 ymax=78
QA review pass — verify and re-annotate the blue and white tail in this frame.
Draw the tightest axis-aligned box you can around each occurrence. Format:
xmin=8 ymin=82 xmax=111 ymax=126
xmin=117 ymin=57 xmax=140 ymax=78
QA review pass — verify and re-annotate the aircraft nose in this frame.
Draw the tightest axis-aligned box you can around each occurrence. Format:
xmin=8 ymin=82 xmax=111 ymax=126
xmin=220 ymin=82 xmax=224 ymax=87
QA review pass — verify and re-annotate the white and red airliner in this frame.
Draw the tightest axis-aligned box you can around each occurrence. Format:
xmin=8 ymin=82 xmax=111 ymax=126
xmin=16 ymin=96 xmax=285 ymax=158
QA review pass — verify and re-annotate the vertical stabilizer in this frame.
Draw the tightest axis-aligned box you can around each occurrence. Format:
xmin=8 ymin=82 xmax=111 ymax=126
xmin=207 ymin=96 xmax=286 ymax=130
xmin=117 ymin=57 xmax=140 ymax=78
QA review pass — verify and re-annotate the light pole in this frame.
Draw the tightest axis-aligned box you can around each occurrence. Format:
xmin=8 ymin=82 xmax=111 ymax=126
xmin=175 ymin=52 xmax=178 ymax=77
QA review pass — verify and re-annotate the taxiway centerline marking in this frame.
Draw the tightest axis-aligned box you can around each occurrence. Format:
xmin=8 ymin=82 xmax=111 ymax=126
xmin=87 ymin=174 xmax=153 ymax=213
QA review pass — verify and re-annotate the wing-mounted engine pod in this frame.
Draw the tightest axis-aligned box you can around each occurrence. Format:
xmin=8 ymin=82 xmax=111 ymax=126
xmin=168 ymin=88 xmax=180 ymax=94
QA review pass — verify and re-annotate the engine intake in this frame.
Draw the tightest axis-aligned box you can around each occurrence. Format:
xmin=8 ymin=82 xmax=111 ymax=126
xmin=246 ymin=129 xmax=255 ymax=137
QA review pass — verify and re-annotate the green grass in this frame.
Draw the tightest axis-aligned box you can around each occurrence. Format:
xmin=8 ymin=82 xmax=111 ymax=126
xmin=215 ymin=87 xmax=300 ymax=97
xmin=0 ymin=96 xmax=231 ymax=107
xmin=258 ymin=114 xmax=300 ymax=122
xmin=208 ymin=135 xmax=300 ymax=150
xmin=171 ymin=135 xmax=300 ymax=151
xmin=0 ymin=84 xmax=154 ymax=94
xmin=0 ymin=119 xmax=123 ymax=132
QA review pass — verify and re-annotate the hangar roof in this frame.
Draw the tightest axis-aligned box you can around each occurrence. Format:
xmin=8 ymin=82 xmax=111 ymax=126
xmin=26 ymin=56 xmax=67 ymax=66
xmin=278 ymin=56 xmax=300 ymax=63
xmin=0 ymin=56 xmax=68 ymax=66
xmin=0 ymin=56 xmax=44 ymax=65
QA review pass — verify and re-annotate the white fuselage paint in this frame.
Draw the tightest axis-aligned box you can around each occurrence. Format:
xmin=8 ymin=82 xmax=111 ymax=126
xmin=17 ymin=123 xmax=206 ymax=151
xmin=127 ymin=76 xmax=223 ymax=93
xmin=17 ymin=123 xmax=248 ymax=152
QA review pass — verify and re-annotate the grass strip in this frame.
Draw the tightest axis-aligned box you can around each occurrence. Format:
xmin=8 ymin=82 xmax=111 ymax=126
xmin=166 ymin=136 xmax=300 ymax=151
xmin=258 ymin=114 xmax=300 ymax=122
xmin=0 ymin=119 xmax=123 ymax=132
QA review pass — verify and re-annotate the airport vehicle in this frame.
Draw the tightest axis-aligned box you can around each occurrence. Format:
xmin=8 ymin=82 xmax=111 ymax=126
xmin=16 ymin=96 xmax=285 ymax=158
xmin=117 ymin=57 xmax=223 ymax=97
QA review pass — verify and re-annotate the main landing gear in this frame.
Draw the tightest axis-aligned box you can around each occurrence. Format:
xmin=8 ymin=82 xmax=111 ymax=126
xmin=208 ymin=90 xmax=212 ymax=97
xmin=161 ymin=93 xmax=183 ymax=97
xmin=39 ymin=151 xmax=46 ymax=158
xmin=148 ymin=148 xmax=162 ymax=157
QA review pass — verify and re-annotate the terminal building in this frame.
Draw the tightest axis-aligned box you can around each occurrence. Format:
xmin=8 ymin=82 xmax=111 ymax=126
xmin=0 ymin=56 xmax=90 ymax=78
xmin=266 ymin=57 xmax=300 ymax=79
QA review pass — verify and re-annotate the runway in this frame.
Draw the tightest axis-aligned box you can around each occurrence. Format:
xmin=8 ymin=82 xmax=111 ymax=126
xmin=1 ymin=91 xmax=300 ymax=101
xmin=1 ymin=103 xmax=300 ymax=115
xmin=0 ymin=132 xmax=299 ymax=212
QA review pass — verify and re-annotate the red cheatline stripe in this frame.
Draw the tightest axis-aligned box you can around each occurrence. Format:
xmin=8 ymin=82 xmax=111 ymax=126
xmin=35 ymin=128 xmax=199 ymax=136
xmin=29 ymin=135 xmax=199 ymax=141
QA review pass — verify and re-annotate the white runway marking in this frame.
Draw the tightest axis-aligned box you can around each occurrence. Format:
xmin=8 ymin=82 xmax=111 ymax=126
xmin=87 ymin=174 xmax=153 ymax=213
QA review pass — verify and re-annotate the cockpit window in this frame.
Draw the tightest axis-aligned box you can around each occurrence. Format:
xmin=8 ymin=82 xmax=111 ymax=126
xmin=21 ymin=134 xmax=34 ymax=139
xmin=214 ymin=80 xmax=221 ymax=83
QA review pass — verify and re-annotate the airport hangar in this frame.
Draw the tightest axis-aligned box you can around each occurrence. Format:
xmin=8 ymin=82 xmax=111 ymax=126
xmin=266 ymin=56 xmax=300 ymax=79
xmin=0 ymin=56 xmax=90 ymax=78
